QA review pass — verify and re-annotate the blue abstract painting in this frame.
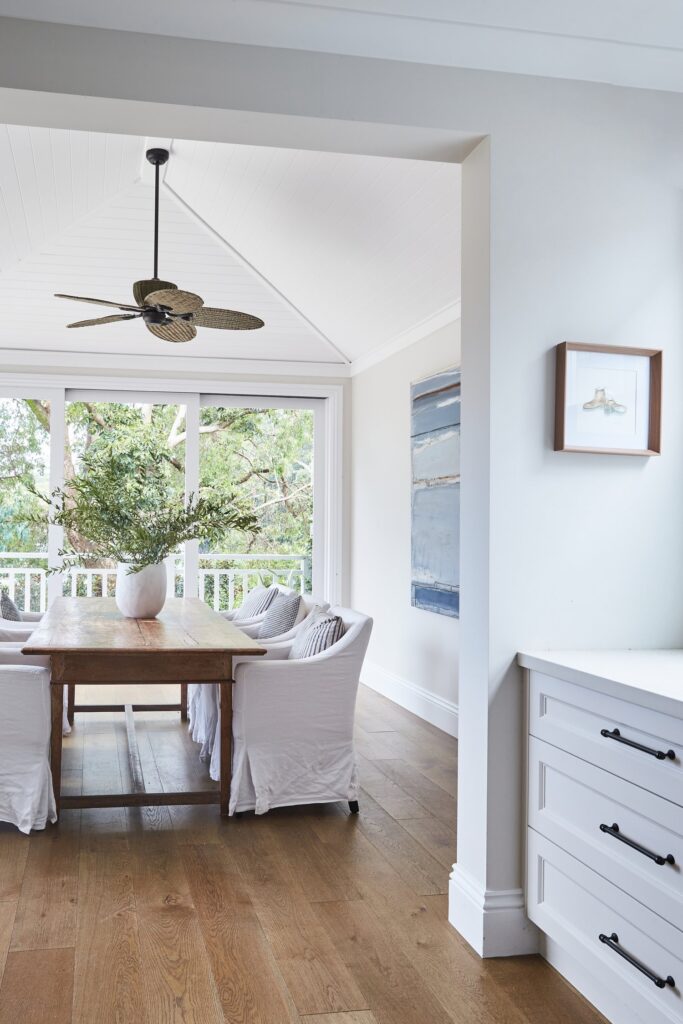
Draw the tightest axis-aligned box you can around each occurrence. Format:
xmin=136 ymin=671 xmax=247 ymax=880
xmin=411 ymin=368 xmax=460 ymax=618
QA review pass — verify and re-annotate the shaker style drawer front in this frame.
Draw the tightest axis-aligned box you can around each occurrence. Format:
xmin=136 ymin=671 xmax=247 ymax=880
xmin=527 ymin=830 xmax=683 ymax=1024
xmin=529 ymin=736 xmax=683 ymax=929
xmin=529 ymin=671 xmax=683 ymax=805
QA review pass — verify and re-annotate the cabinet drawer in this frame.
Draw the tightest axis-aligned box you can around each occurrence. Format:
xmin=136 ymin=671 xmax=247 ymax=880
xmin=529 ymin=736 xmax=683 ymax=929
xmin=529 ymin=671 xmax=683 ymax=805
xmin=527 ymin=829 xmax=683 ymax=1024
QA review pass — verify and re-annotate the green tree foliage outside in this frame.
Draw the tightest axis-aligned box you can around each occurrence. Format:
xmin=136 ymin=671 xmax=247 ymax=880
xmin=0 ymin=398 xmax=314 ymax=598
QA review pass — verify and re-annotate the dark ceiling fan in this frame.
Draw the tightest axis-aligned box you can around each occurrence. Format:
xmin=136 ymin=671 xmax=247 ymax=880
xmin=55 ymin=148 xmax=265 ymax=342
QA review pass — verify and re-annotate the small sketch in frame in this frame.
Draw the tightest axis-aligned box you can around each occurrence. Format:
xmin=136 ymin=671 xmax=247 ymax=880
xmin=554 ymin=342 xmax=662 ymax=455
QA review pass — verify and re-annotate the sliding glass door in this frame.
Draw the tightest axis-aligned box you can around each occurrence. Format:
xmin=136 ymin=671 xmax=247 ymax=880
xmin=0 ymin=386 xmax=328 ymax=611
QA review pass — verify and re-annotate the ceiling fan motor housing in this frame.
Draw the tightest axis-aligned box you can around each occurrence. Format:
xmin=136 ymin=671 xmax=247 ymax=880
xmin=146 ymin=148 xmax=169 ymax=166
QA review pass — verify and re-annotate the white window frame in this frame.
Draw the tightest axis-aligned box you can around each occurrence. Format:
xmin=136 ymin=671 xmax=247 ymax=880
xmin=0 ymin=374 xmax=343 ymax=605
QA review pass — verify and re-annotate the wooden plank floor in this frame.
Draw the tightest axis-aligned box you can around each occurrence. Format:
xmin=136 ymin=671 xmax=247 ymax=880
xmin=0 ymin=683 xmax=607 ymax=1024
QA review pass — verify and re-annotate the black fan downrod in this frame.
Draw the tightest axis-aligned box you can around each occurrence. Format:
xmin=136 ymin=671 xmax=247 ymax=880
xmin=146 ymin=148 xmax=169 ymax=280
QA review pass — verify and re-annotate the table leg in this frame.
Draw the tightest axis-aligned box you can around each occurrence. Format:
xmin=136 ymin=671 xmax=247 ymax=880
xmin=219 ymin=680 xmax=232 ymax=818
xmin=50 ymin=683 xmax=64 ymax=817
xmin=67 ymin=683 xmax=75 ymax=725
xmin=180 ymin=682 xmax=188 ymax=722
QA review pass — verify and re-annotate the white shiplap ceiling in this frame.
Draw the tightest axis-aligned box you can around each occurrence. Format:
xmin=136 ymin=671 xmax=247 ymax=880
xmin=0 ymin=125 xmax=460 ymax=374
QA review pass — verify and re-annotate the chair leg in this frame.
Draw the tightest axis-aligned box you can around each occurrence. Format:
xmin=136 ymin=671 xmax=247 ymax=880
xmin=348 ymin=800 xmax=360 ymax=814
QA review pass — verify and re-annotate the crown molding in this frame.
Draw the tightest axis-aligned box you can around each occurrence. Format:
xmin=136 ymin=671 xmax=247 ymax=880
xmin=349 ymin=299 xmax=460 ymax=377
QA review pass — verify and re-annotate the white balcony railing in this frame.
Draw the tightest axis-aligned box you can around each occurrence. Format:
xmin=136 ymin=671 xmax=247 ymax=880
xmin=0 ymin=552 xmax=310 ymax=614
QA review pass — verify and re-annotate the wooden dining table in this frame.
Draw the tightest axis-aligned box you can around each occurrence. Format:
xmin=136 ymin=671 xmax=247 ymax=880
xmin=22 ymin=596 xmax=266 ymax=818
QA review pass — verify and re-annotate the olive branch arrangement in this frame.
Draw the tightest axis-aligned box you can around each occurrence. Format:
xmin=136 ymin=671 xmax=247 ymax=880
xmin=34 ymin=442 xmax=258 ymax=574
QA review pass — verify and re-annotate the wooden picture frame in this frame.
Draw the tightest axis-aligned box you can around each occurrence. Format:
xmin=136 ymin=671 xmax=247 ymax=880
xmin=554 ymin=342 xmax=662 ymax=456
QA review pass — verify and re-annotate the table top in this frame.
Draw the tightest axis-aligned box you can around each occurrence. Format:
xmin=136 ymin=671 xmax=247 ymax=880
xmin=22 ymin=597 xmax=267 ymax=656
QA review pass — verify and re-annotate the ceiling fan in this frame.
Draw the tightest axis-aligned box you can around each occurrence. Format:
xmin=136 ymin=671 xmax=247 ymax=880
xmin=55 ymin=148 xmax=265 ymax=342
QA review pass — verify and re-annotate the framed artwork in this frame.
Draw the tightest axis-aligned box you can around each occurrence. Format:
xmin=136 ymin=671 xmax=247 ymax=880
xmin=410 ymin=367 xmax=460 ymax=618
xmin=554 ymin=342 xmax=662 ymax=456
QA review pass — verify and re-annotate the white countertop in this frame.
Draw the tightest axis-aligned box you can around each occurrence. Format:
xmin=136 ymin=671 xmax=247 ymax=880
xmin=518 ymin=649 xmax=683 ymax=715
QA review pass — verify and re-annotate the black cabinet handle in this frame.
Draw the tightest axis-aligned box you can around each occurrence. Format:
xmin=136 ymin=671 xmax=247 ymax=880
xmin=599 ymin=932 xmax=675 ymax=989
xmin=600 ymin=727 xmax=675 ymax=762
xmin=599 ymin=822 xmax=675 ymax=866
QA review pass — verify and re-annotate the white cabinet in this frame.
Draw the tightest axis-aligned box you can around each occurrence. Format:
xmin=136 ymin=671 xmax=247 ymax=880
xmin=519 ymin=651 xmax=683 ymax=1024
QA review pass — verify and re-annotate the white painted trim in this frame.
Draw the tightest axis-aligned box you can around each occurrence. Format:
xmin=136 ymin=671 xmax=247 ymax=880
xmin=349 ymin=300 xmax=461 ymax=376
xmin=361 ymin=660 xmax=458 ymax=737
xmin=448 ymin=864 xmax=539 ymax=958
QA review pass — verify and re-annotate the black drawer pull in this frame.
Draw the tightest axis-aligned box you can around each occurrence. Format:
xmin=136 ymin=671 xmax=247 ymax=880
xmin=599 ymin=932 xmax=675 ymax=989
xmin=599 ymin=822 xmax=675 ymax=866
xmin=600 ymin=727 xmax=675 ymax=761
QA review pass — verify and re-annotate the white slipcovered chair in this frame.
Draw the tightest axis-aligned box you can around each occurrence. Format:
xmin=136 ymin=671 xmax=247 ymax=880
xmin=0 ymin=634 xmax=70 ymax=736
xmin=0 ymin=655 xmax=57 ymax=833
xmin=209 ymin=606 xmax=373 ymax=816
xmin=187 ymin=588 xmax=324 ymax=756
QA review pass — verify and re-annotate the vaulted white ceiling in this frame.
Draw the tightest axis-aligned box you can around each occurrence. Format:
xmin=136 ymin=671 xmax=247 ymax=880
xmin=0 ymin=125 xmax=460 ymax=375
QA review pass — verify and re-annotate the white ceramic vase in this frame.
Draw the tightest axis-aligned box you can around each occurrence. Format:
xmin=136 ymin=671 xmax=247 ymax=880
xmin=115 ymin=562 xmax=167 ymax=619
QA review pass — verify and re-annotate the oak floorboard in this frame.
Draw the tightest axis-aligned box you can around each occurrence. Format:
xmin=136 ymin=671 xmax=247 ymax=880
xmin=226 ymin=823 xmax=369 ymax=1016
xmin=315 ymin=899 xmax=454 ymax=1024
xmin=131 ymin=836 xmax=224 ymax=1024
xmin=181 ymin=843 xmax=300 ymax=1024
xmin=368 ymin=730 xmax=458 ymax=796
xmin=73 ymin=846 xmax=145 ymax=1024
xmin=10 ymin=819 xmax=80 ymax=951
xmin=0 ymin=904 xmax=16 ymax=986
xmin=0 ymin=832 xmax=28 ymax=903
xmin=0 ymin=947 xmax=74 ymax=1024
xmin=260 ymin=816 xmax=362 ymax=903
xmin=303 ymin=1013 xmax=380 ymax=1024
xmin=355 ymin=753 xmax=429 ymax=819
xmin=354 ymin=792 xmax=448 ymax=895
xmin=399 ymin=814 xmax=456 ymax=869
xmin=365 ymin=759 xmax=456 ymax=826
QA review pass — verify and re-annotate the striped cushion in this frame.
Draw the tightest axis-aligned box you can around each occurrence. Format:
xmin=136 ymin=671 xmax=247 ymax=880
xmin=234 ymin=585 xmax=278 ymax=621
xmin=290 ymin=614 xmax=345 ymax=660
xmin=258 ymin=592 xmax=302 ymax=639
xmin=0 ymin=591 xmax=21 ymax=622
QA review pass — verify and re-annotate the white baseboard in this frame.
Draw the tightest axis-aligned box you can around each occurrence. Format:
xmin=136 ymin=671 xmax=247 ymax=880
xmin=448 ymin=864 xmax=539 ymax=958
xmin=361 ymin=661 xmax=458 ymax=737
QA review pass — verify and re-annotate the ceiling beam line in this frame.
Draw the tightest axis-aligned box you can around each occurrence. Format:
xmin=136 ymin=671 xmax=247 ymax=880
xmin=162 ymin=178 xmax=350 ymax=366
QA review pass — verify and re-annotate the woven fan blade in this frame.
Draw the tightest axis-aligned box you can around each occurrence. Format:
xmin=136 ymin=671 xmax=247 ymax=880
xmin=193 ymin=307 xmax=265 ymax=331
xmin=146 ymin=320 xmax=197 ymax=343
xmin=145 ymin=288 xmax=203 ymax=314
xmin=67 ymin=313 xmax=140 ymax=329
xmin=133 ymin=279 xmax=177 ymax=306
xmin=55 ymin=293 xmax=140 ymax=312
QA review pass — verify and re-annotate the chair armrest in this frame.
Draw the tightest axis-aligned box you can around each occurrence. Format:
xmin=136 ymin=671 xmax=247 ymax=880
xmin=0 ymin=643 xmax=50 ymax=669
xmin=0 ymin=626 xmax=34 ymax=642
xmin=20 ymin=612 xmax=43 ymax=622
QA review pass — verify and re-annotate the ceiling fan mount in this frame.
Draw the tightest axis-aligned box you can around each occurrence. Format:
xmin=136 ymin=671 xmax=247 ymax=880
xmin=54 ymin=146 xmax=265 ymax=342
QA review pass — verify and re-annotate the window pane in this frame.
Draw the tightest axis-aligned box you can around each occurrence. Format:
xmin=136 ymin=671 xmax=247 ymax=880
xmin=198 ymin=405 xmax=314 ymax=610
xmin=0 ymin=397 xmax=50 ymax=611
xmin=63 ymin=399 xmax=186 ymax=597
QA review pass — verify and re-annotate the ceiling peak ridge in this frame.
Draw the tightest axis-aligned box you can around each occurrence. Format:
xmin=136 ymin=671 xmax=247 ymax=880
xmin=162 ymin=177 xmax=351 ymax=365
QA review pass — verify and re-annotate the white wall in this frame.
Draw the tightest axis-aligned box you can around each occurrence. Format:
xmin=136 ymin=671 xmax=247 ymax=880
xmin=350 ymin=321 xmax=461 ymax=735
